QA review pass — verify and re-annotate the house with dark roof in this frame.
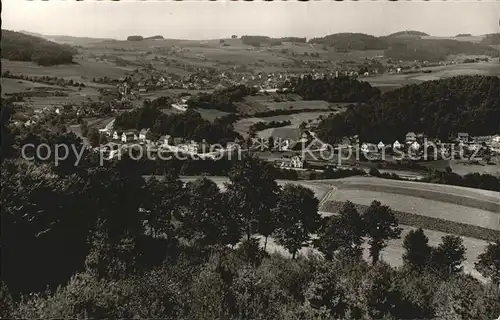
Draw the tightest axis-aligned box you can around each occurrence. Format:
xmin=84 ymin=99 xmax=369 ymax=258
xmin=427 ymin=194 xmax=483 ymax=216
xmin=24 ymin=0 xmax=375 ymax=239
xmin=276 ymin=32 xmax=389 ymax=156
xmin=121 ymin=130 xmax=139 ymax=143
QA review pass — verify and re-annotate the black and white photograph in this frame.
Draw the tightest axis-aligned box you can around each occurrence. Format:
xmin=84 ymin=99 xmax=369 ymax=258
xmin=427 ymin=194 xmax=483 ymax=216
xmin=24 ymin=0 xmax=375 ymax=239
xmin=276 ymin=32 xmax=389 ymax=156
xmin=1 ymin=0 xmax=500 ymax=318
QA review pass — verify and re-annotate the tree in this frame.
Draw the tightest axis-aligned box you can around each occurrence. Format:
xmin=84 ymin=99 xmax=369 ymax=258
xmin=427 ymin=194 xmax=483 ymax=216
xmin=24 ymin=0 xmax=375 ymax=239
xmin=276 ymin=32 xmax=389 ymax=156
xmin=475 ymin=241 xmax=500 ymax=285
xmin=141 ymin=174 xmax=184 ymax=239
xmin=402 ymin=228 xmax=432 ymax=271
xmin=273 ymin=184 xmax=321 ymax=259
xmin=225 ymin=156 xmax=280 ymax=242
xmin=363 ymin=201 xmax=402 ymax=265
xmin=314 ymin=201 xmax=365 ymax=260
xmin=87 ymin=127 xmax=101 ymax=147
xmin=181 ymin=177 xmax=241 ymax=247
xmin=430 ymin=235 xmax=466 ymax=276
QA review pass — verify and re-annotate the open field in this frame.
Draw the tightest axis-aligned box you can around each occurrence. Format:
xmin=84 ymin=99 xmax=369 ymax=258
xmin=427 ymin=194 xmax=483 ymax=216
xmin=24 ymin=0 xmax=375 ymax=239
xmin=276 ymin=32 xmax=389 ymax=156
xmin=329 ymin=177 xmax=500 ymax=211
xmin=322 ymin=176 xmax=499 ymax=231
xmin=233 ymin=111 xmax=330 ymax=137
xmin=1 ymin=78 xmax=67 ymax=95
xmin=421 ymin=35 xmax=486 ymax=43
xmin=2 ymin=58 xmax=133 ymax=80
xmin=367 ymin=61 xmax=500 ymax=91
xmin=450 ymin=162 xmax=500 ymax=177
xmin=325 ymin=189 xmax=499 ymax=230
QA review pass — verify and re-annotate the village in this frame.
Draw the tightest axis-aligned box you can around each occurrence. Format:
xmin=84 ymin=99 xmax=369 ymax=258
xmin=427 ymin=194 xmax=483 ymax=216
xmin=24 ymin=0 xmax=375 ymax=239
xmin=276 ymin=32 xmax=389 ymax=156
xmin=96 ymin=117 xmax=500 ymax=172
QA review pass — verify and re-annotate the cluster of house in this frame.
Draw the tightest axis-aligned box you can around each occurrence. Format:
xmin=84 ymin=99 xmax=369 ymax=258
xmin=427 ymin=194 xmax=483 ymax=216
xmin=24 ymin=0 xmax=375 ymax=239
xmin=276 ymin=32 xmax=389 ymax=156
xmin=98 ymin=128 xmax=222 ymax=157
xmin=359 ymin=132 xmax=500 ymax=156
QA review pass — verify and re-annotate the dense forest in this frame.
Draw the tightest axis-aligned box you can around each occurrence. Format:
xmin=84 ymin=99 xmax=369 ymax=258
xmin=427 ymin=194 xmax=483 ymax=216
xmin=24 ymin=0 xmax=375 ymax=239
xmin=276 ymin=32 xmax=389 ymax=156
xmin=285 ymin=75 xmax=381 ymax=103
xmin=384 ymin=39 xmax=499 ymax=62
xmin=241 ymin=35 xmax=282 ymax=47
xmin=188 ymin=84 xmax=258 ymax=112
xmin=1 ymin=30 xmax=76 ymax=66
xmin=114 ymin=103 xmax=242 ymax=144
xmin=126 ymin=35 xmax=164 ymax=41
xmin=386 ymin=30 xmax=429 ymax=38
xmin=280 ymin=37 xmax=307 ymax=43
xmin=309 ymin=33 xmax=388 ymax=50
xmin=317 ymin=75 xmax=500 ymax=143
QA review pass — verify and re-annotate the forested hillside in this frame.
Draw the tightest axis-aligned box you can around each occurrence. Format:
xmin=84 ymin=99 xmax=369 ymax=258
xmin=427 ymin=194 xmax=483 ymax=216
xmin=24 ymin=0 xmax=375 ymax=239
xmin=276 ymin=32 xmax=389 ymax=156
xmin=309 ymin=33 xmax=388 ymax=50
xmin=387 ymin=31 xmax=429 ymax=38
xmin=317 ymin=75 xmax=500 ymax=143
xmin=384 ymin=39 xmax=499 ymax=62
xmin=1 ymin=30 xmax=76 ymax=66
xmin=286 ymin=75 xmax=381 ymax=103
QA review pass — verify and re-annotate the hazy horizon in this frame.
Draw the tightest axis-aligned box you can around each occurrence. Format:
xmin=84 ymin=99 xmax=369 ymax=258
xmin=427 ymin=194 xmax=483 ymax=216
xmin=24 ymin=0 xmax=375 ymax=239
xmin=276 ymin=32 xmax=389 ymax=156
xmin=3 ymin=0 xmax=499 ymax=41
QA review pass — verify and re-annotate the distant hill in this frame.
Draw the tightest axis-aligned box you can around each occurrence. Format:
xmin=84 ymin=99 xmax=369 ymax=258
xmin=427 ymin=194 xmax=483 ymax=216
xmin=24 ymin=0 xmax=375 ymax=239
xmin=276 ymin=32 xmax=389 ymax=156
xmin=384 ymin=38 xmax=499 ymax=62
xmin=1 ymin=29 xmax=76 ymax=66
xmin=386 ymin=30 xmax=429 ymax=38
xmin=126 ymin=35 xmax=164 ymax=41
xmin=456 ymin=34 xmax=473 ymax=37
xmin=19 ymin=30 xmax=113 ymax=46
xmin=481 ymin=33 xmax=500 ymax=45
xmin=145 ymin=35 xmax=164 ymax=40
xmin=308 ymin=33 xmax=388 ymax=50
xmin=19 ymin=30 xmax=44 ymax=38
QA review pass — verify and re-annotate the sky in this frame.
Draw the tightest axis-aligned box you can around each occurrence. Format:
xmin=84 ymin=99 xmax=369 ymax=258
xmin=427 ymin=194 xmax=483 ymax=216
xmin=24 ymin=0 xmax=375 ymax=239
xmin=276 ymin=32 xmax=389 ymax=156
xmin=3 ymin=0 xmax=499 ymax=40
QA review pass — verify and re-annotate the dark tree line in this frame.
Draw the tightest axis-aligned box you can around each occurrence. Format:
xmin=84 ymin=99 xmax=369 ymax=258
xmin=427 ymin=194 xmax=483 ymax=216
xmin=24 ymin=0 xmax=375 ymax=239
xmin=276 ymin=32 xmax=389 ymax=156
xmin=317 ymin=75 xmax=500 ymax=143
xmin=188 ymin=84 xmax=258 ymax=112
xmin=2 ymin=30 xmax=76 ymax=66
xmin=384 ymin=39 xmax=499 ymax=62
xmin=286 ymin=75 xmax=381 ymax=103
xmin=249 ymin=120 xmax=291 ymax=133
xmin=309 ymin=33 xmax=388 ymax=50
xmin=241 ymin=35 xmax=282 ymax=47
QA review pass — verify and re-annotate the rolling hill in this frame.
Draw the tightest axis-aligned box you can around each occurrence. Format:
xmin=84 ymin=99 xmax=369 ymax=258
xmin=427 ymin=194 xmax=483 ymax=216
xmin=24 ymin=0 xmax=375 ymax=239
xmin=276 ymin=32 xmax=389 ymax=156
xmin=386 ymin=30 xmax=429 ymax=38
xmin=1 ymin=30 xmax=77 ymax=66
xmin=308 ymin=33 xmax=388 ymax=50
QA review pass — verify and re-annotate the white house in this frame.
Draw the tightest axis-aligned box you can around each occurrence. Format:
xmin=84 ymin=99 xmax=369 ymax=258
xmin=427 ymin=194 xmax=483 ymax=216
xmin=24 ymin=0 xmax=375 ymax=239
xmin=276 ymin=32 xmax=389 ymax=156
xmin=410 ymin=141 xmax=421 ymax=151
xmin=160 ymin=135 xmax=173 ymax=146
xmin=112 ymin=131 xmax=122 ymax=140
xmin=405 ymin=132 xmax=417 ymax=144
xmin=467 ymin=144 xmax=481 ymax=152
xmin=274 ymin=138 xmax=290 ymax=151
xmin=377 ymin=141 xmax=385 ymax=150
xmin=280 ymin=155 xmax=304 ymax=169
xmin=121 ymin=131 xmax=139 ymax=143
xmin=139 ymin=129 xmax=150 ymax=142
xmin=361 ymin=143 xmax=377 ymax=153
xmin=393 ymin=140 xmax=402 ymax=149
xmin=457 ymin=132 xmax=470 ymax=143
